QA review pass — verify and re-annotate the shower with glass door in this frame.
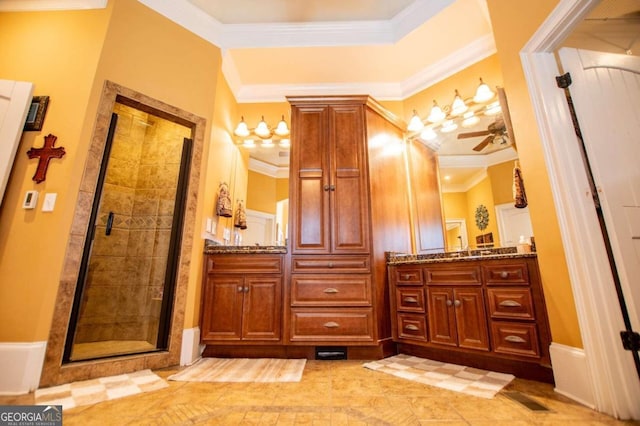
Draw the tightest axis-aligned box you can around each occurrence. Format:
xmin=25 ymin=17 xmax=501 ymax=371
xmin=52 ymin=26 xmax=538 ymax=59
xmin=63 ymin=98 xmax=192 ymax=361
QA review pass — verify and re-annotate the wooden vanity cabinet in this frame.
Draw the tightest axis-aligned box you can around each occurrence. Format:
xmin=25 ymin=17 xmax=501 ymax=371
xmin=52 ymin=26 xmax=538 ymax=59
xmin=286 ymin=95 xmax=419 ymax=352
xmin=201 ymin=254 xmax=283 ymax=343
xmin=389 ymin=256 xmax=553 ymax=382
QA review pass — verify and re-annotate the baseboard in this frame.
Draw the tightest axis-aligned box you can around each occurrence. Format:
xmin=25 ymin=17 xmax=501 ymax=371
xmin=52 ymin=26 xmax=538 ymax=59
xmin=180 ymin=327 xmax=204 ymax=366
xmin=549 ymin=342 xmax=596 ymax=409
xmin=0 ymin=341 xmax=47 ymax=395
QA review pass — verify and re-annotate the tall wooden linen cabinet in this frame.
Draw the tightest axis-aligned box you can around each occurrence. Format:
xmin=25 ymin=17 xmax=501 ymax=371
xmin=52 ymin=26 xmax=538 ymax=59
xmin=286 ymin=95 xmax=443 ymax=357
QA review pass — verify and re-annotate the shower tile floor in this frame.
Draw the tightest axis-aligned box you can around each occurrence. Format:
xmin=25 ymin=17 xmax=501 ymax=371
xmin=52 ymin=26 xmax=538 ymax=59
xmin=2 ymin=360 xmax=638 ymax=425
xmin=70 ymin=340 xmax=156 ymax=360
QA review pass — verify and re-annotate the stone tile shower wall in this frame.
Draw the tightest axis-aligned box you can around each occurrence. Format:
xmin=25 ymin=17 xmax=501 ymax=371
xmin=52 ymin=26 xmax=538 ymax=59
xmin=74 ymin=103 xmax=190 ymax=345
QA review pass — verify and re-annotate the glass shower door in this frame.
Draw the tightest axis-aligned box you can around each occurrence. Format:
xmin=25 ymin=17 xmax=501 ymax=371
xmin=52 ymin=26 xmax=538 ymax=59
xmin=64 ymin=100 xmax=192 ymax=361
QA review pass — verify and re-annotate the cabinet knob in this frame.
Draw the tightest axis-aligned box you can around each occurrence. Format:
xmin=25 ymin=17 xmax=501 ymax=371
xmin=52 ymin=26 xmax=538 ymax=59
xmin=454 ymin=299 xmax=461 ymax=308
xmin=323 ymin=184 xmax=330 ymax=191
xmin=401 ymin=274 xmax=412 ymax=280
xmin=500 ymin=271 xmax=509 ymax=278
xmin=403 ymin=297 xmax=418 ymax=303
xmin=505 ymin=335 xmax=526 ymax=343
xmin=329 ymin=185 xmax=336 ymax=191
xmin=446 ymin=299 xmax=453 ymax=307
xmin=244 ymin=286 xmax=249 ymax=292
xmin=323 ymin=288 xmax=339 ymax=294
xmin=237 ymin=286 xmax=243 ymax=292
xmin=328 ymin=262 xmax=334 ymax=268
xmin=323 ymin=321 xmax=340 ymax=328
xmin=405 ymin=324 xmax=419 ymax=331
xmin=499 ymin=300 xmax=522 ymax=307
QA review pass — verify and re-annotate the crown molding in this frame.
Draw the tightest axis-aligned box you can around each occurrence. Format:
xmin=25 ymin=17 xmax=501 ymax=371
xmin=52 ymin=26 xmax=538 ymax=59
xmin=0 ymin=0 xmax=106 ymax=11
xmin=226 ymin=34 xmax=496 ymax=103
xmin=248 ymin=157 xmax=288 ymax=179
xmin=441 ymin=168 xmax=488 ymax=193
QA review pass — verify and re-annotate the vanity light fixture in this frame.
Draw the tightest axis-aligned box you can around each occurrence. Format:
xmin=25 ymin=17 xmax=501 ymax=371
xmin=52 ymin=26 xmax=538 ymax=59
xmin=407 ymin=110 xmax=425 ymax=132
xmin=440 ymin=119 xmax=458 ymax=133
xmin=279 ymin=139 xmax=290 ymax=148
xmin=234 ymin=115 xmax=290 ymax=140
xmin=484 ymin=101 xmax=502 ymax=115
xmin=242 ymin=139 xmax=256 ymax=148
xmin=419 ymin=127 xmax=437 ymax=141
xmin=461 ymin=111 xmax=480 ymax=127
xmin=261 ymin=139 xmax=275 ymax=148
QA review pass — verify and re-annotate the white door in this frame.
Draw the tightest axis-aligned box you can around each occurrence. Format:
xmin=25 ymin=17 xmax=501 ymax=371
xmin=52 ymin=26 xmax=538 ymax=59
xmin=242 ymin=209 xmax=275 ymax=246
xmin=558 ymin=48 xmax=640 ymax=337
xmin=0 ymin=80 xmax=33 ymax=206
xmin=495 ymin=203 xmax=533 ymax=247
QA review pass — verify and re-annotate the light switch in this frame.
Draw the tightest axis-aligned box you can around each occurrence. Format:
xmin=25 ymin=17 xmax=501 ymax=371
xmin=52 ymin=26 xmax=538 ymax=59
xmin=42 ymin=193 xmax=57 ymax=212
xmin=205 ymin=217 xmax=213 ymax=233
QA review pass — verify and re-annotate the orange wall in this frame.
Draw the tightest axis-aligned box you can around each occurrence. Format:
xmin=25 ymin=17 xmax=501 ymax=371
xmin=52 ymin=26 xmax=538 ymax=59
xmin=0 ymin=6 xmax=113 ymax=341
xmin=0 ymin=0 xmax=224 ymax=340
xmin=488 ymin=160 xmax=517 ymax=205
xmin=486 ymin=0 xmax=580 ymax=347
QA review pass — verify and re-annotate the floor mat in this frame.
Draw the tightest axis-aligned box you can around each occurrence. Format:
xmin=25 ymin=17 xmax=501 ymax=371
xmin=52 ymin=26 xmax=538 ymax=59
xmin=363 ymin=354 xmax=514 ymax=399
xmin=35 ymin=369 xmax=168 ymax=410
xmin=168 ymin=358 xmax=306 ymax=383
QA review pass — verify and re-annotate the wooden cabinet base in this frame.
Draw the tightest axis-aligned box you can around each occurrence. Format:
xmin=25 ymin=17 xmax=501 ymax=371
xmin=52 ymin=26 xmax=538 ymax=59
xmin=202 ymin=340 xmax=395 ymax=360
xmin=397 ymin=343 xmax=554 ymax=384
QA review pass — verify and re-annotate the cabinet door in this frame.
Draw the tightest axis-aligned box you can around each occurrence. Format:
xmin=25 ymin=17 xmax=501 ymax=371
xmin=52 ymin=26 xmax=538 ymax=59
xmin=201 ymin=276 xmax=244 ymax=341
xmin=454 ymin=288 xmax=490 ymax=350
xmin=329 ymin=104 xmax=370 ymax=253
xmin=427 ymin=288 xmax=457 ymax=346
xmin=242 ymin=276 xmax=282 ymax=341
xmin=290 ymin=105 xmax=331 ymax=253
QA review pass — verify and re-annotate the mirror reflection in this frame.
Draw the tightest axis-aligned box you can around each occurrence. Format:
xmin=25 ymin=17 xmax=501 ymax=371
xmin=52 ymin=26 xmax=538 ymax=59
xmin=237 ymin=142 xmax=289 ymax=246
xmin=415 ymin=87 xmax=533 ymax=251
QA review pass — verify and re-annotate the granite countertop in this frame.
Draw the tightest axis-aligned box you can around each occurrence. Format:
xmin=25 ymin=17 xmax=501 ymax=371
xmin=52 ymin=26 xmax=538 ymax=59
xmin=204 ymin=242 xmax=287 ymax=254
xmin=387 ymin=247 xmax=537 ymax=265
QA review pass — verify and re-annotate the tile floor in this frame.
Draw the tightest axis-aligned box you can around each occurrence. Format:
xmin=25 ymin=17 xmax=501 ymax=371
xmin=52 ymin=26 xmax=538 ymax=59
xmin=1 ymin=360 xmax=638 ymax=425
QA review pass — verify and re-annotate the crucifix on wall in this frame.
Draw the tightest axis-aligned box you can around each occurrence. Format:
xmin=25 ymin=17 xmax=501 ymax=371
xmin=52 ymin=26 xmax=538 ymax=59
xmin=26 ymin=134 xmax=66 ymax=183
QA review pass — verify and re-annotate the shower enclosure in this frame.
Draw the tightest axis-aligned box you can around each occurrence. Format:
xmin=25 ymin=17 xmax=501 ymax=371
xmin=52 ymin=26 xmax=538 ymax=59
xmin=64 ymin=99 xmax=192 ymax=361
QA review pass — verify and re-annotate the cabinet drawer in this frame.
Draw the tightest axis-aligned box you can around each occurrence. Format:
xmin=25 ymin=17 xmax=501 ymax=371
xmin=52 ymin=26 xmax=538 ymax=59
xmin=291 ymin=275 xmax=372 ymax=306
xmin=424 ymin=266 xmax=481 ymax=285
xmin=487 ymin=288 xmax=535 ymax=320
xmin=483 ymin=263 xmax=529 ymax=285
xmin=291 ymin=255 xmax=371 ymax=273
xmin=206 ymin=255 xmax=282 ymax=274
xmin=396 ymin=313 xmax=428 ymax=342
xmin=393 ymin=268 xmax=422 ymax=285
xmin=395 ymin=286 xmax=425 ymax=312
xmin=490 ymin=322 xmax=540 ymax=358
xmin=289 ymin=308 xmax=374 ymax=342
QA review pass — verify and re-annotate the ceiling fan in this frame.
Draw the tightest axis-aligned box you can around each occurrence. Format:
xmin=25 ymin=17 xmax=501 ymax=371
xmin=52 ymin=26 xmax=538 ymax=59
xmin=457 ymin=117 xmax=508 ymax=152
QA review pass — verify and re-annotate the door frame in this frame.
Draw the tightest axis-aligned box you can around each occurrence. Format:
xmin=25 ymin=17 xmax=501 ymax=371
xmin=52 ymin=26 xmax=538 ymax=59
xmin=521 ymin=0 xmax=640 ymax=418
xmin=40 ymin=81 xmax=206 ymax=387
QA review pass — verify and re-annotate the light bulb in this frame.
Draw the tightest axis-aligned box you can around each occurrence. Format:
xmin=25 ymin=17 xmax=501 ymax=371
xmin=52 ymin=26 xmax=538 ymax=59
xmin=254 ymin=116 xmax=271 ymax=138
xmin=427 ymin=101 xmax=446 ymax=123
xmin=234 ymin=117 xmax=250 ymax=137
xmin=407 ymin=110 xmax=425 ymax=132
xmin=419 ymin=127 xmax=437 ymax=141
xmin=451 ymin=90 xmax=468 ymax=116
xmin=474 ymin=78 xmax=495 ymax=103
xmin=275 ymin=115 xmax=290 ymax=136
xmin=440 ymin=119 xmax=458 ymax=133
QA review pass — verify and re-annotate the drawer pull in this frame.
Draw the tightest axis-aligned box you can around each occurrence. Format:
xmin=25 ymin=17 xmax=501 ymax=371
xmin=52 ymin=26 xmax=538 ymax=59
xmin=404 ymin=324 xmax=419 ymax=331
xmin=323 ymin=288 xmax=339 ymax=294
xmin=500 ymin=271 xmax=509 ymax=278
xmin=499 ymin=300 xmax=522 ymax=308
xmin=505 ymin=335 xmax=526 ymax=343
xmin=403 ymin=296 xmax=418 ymax=303
xmin=328 ymin=262 xmax=334 ymax=268
xmin=323 ymin=321 xmax=340 ymax=328
xmin=400 ymin=274 xmax=413 ymax=280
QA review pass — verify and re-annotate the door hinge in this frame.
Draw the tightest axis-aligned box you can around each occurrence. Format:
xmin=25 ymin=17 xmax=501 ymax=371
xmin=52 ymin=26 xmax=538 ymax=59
xmin=620 ymin=330 xmax=640 ymax=351
xmin=556 ymin=72 xmax=572 ymax=89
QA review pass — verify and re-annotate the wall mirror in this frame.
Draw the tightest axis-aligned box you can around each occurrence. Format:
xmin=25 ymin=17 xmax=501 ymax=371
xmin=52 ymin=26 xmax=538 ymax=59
xmin=418 ymin=87 xmax=533 ymax=251
xmin=234 ymin=141 xmax=290 ymax=246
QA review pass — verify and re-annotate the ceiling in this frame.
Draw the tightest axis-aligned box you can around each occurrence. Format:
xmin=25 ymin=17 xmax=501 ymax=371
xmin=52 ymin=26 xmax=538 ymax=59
xmin=3 ymin=0 xmax=638 ymax=188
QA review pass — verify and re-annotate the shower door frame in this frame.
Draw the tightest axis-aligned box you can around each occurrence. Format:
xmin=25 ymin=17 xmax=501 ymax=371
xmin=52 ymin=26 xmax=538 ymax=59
xmin=40 ymin=81 xmax=206 ymax=387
